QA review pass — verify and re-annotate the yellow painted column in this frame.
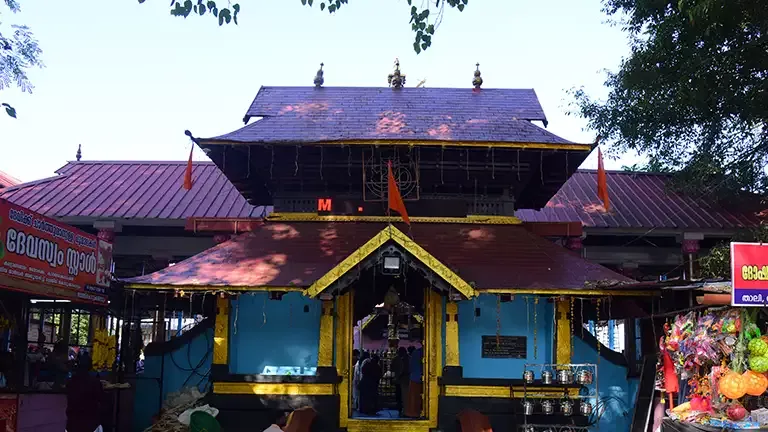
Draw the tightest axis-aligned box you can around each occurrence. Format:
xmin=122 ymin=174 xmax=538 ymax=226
xmin=425 ymin=289 xmax=443 ymax=427
xmin=213 ymin=296 xmax=230 ymax=365
xmin=555 ymin=297 xmax=572 ymax=365
xmin=318 ymin=301 xmax=334 ymax=367
xmin=335 ymin=292 xmax=353 ymax=428
xmin=445 ymin=301 xmax=460 ymax=367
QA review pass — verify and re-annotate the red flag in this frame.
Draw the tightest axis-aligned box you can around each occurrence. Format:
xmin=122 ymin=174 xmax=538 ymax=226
xmin=596 ymin=148 xmax=611 ymax=212
xmin=183 ymin=144 xmax=193 ymax=191
xmin=387 ymin=161 xmax=410 ymax=225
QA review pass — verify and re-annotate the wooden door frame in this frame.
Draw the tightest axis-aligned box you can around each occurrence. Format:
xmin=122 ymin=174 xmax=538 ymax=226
xmin=336 ymin=288 xmax=443 ymax=432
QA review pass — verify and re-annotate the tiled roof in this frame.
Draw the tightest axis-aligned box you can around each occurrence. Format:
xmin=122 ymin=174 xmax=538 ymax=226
xmin=0 ymin=170 xmax=21 ymax=188
xmin=516 ymin=170 xmax=763 ymax=230
xmin=206 ymin=86 xmax=575 ymax=145
xmin=124 ymin=222 xmax=632 ymax=290
xmin=0 ymin=161 xmax=263 ymax=220
xmin=1 ymin=162 xmax=760 ymax=230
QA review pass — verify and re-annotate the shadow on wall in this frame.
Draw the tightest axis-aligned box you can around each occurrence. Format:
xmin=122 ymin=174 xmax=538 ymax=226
xmin=572 ymin=337 xmax=638 ymax=432
xmin=133 ymin=327 xmax=213 ymax=432
xmin=458 ymin=295 xmax=554 ymax=379
xmin=229 ymin=292 xmax=321 ymax=375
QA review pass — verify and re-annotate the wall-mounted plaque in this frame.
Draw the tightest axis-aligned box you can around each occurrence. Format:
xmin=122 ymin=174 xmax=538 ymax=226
xmin=481 ymin=335 xmax=527 ymax=359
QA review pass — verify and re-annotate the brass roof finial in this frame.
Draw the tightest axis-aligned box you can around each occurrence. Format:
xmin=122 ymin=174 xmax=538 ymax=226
xmin=76 ymin=144 xmax=82 ymax=162
xmin=473 ymin=63 xmax=483 ymax=89
xmin=388 ymin=58 xmax=406 ymax=89
xmin=314 ymin=62 xmax=325 ymax=88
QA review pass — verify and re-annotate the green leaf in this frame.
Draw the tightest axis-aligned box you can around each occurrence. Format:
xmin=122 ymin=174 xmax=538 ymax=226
xmin=328 ymin=4 xmax=336 ymax=12
xmin=308 ymin=0 xmax=313 ymax=5
xmin=426 ymin=24 xmax=434 ymax=34
xmin=421 ymin=42 xmax=428 ymax=50
xmin=2 ymin=103 xmax=17 ymax=119
xmin=411 ymin=6 xmax=417 ymax=15
xmin=320 ymin=2 xmax=325 ymax=10
xmin=301 ymin=0 xmax=307 ymax=5
xmin=413 ymin=42 xmax=421 ymax=54
xmin=457 ymin=4 xmax=464 ymax=11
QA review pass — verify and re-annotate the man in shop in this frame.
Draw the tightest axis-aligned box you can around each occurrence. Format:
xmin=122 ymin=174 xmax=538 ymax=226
xmin=66 ymin=354 xmax=104 ymax=432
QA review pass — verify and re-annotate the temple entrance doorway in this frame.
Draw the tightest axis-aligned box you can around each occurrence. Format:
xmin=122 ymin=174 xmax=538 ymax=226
xmin=349 ymin=266 xmax=426 ymax=421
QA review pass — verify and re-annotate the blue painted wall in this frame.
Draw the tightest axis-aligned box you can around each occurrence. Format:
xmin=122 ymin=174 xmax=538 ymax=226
xmin=133 ymin=328 xmax=213 ymax=432
xmin=572 ymin=337 xmax=638 ymax=432
xmin=229 ymin=292 xmax=321 ymax=375
xmin=458 ymin=295 xmax=553 ymax=378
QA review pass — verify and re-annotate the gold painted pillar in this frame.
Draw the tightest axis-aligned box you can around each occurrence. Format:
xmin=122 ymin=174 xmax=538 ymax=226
xmin=318 ymin=301 xmax=334 ymax=367
xmin=445 ymin=301 xmax=460 ymax=367
xmin=425 ymin=289 xmax=443 ymax=427
xmin=555 ymin=297 xmax=572 ymax=365
xmin=335 ymin=292 xmax=353 ymax=428
xmin=213 ymin=296 xmax=230 ymax=365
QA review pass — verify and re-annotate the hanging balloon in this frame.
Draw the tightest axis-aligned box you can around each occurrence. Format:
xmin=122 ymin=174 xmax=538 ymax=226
xmin=719 ymin=371 xmax=747 ymax=400
xmin=743 ymin=370 xmax=768 ymax=396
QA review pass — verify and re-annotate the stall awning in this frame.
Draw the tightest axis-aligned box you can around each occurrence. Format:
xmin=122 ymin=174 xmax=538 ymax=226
xmin=123 ymin=222 xmax=636 ymax=295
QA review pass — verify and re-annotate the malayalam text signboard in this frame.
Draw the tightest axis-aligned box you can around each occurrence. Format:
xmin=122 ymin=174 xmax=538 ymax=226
xmin=731 ymin=242 xmax=768 ymax=307
xmin=0 ymin=199 xmax=111 ymax=304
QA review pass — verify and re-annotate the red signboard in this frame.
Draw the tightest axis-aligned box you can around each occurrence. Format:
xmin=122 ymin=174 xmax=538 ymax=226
xmin=731 ymin=242 xmax=768 ymax=306
xmin=0 ymin=199 xmax=110 ymax=304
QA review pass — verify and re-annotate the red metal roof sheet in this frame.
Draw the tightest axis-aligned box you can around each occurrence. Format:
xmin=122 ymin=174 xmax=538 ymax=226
xmin=123 ymin=222 xmax=632 ymax=290
xmin=0 ymin=170 xmax=21 ymax=188
xmin=1 ymin=162 xmax=760 ymax=230
xmin=0 ymin=161 xmax=263 ymax=220
xmin=515 ymin=170 xmax=762 ymax=230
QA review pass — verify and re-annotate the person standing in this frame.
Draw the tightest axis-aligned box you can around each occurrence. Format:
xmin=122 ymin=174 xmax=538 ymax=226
xmin=391 ymin=347 xmax=410 ymax=415
xmin=66 ymin=355 xmax=104 ymax=432
xmin=358 ymin=354 xmax=382 ymax=415
xmin=353 ymin=351 xmax=369 ymax=411
xmin=404 ymin=346 xmax=423 ymax=418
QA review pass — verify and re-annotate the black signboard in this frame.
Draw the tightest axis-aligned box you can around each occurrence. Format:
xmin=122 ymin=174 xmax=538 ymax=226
xmin=481 ymin=335 xmax=527 ymax=359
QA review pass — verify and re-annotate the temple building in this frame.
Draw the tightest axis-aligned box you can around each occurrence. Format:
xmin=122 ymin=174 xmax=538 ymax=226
xmin=118 ymin=63 xmax=657 ymax=432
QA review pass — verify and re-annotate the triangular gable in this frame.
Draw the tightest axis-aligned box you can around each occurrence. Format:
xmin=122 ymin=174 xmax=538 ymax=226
xmin=304 ymin=224 xmax=478 ymax=299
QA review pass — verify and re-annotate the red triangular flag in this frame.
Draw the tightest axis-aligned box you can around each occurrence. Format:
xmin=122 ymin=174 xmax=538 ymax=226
xmin=387 ymin=161 xmax=410 ymax=225
xmin=183 ymin=144 xmax=193 ymax=191
xmin=596 ymin=148 xmax=611 ymax=212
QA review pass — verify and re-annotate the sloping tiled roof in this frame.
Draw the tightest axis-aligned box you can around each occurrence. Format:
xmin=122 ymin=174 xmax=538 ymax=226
xmin=124 ymin=222 xmax=632 ymax=290
xmin=205 ymin=86 xmax=575 ymax=145
xmin=516 ymin=170 xmax=762 ymax=230
xmin=1 ymin=162 xmax=760 ymax=230
xmin=0 ymin=170 xmax=21 ymax=188
xmin=0 ymin=161 xmax=263 ymax=220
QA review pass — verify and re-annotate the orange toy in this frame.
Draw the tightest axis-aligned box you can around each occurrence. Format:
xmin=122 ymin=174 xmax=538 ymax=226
xmin=743 ymin=370 xmax=768 ymax=396
xmin=720 ymin=371 xmax=747 ymax=400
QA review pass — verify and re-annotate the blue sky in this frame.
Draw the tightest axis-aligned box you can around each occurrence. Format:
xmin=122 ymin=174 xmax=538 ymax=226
xmin=0 ymin=0 xmax=637 ymax=182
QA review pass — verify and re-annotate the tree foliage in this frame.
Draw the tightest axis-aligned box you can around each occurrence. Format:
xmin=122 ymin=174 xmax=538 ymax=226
xmin=0 ymin=0 xmax=43 ymax=118
xmin=700 ymin=223 xmax=768 ymax=279
xmin=571 ymin=0 xmax=768 ymax=197
xmin=145 ymin=0 xmax=469 ymax=54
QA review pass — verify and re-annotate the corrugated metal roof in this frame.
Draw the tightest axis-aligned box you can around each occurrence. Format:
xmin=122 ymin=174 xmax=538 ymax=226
xmin=1 ymin=162 xmax=760 ymax=230
xmin=0 ymin=170 xmax=21 ymax=188
xmin=206 ymin=86 xmax=573 ymax=145
xmin=124 ymin=222 xmax=633 ymax=290
xmin=515 ymin=170 xmax=762 ymax=230
xmin=0 ymin=161 xmax=263 ymax=220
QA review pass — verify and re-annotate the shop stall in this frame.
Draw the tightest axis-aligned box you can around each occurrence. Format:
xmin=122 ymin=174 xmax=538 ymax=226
xmin=655 ymin=243 xmax=768 ymax=431
xmin=0 ymin=198 xmax=125 ymax=432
